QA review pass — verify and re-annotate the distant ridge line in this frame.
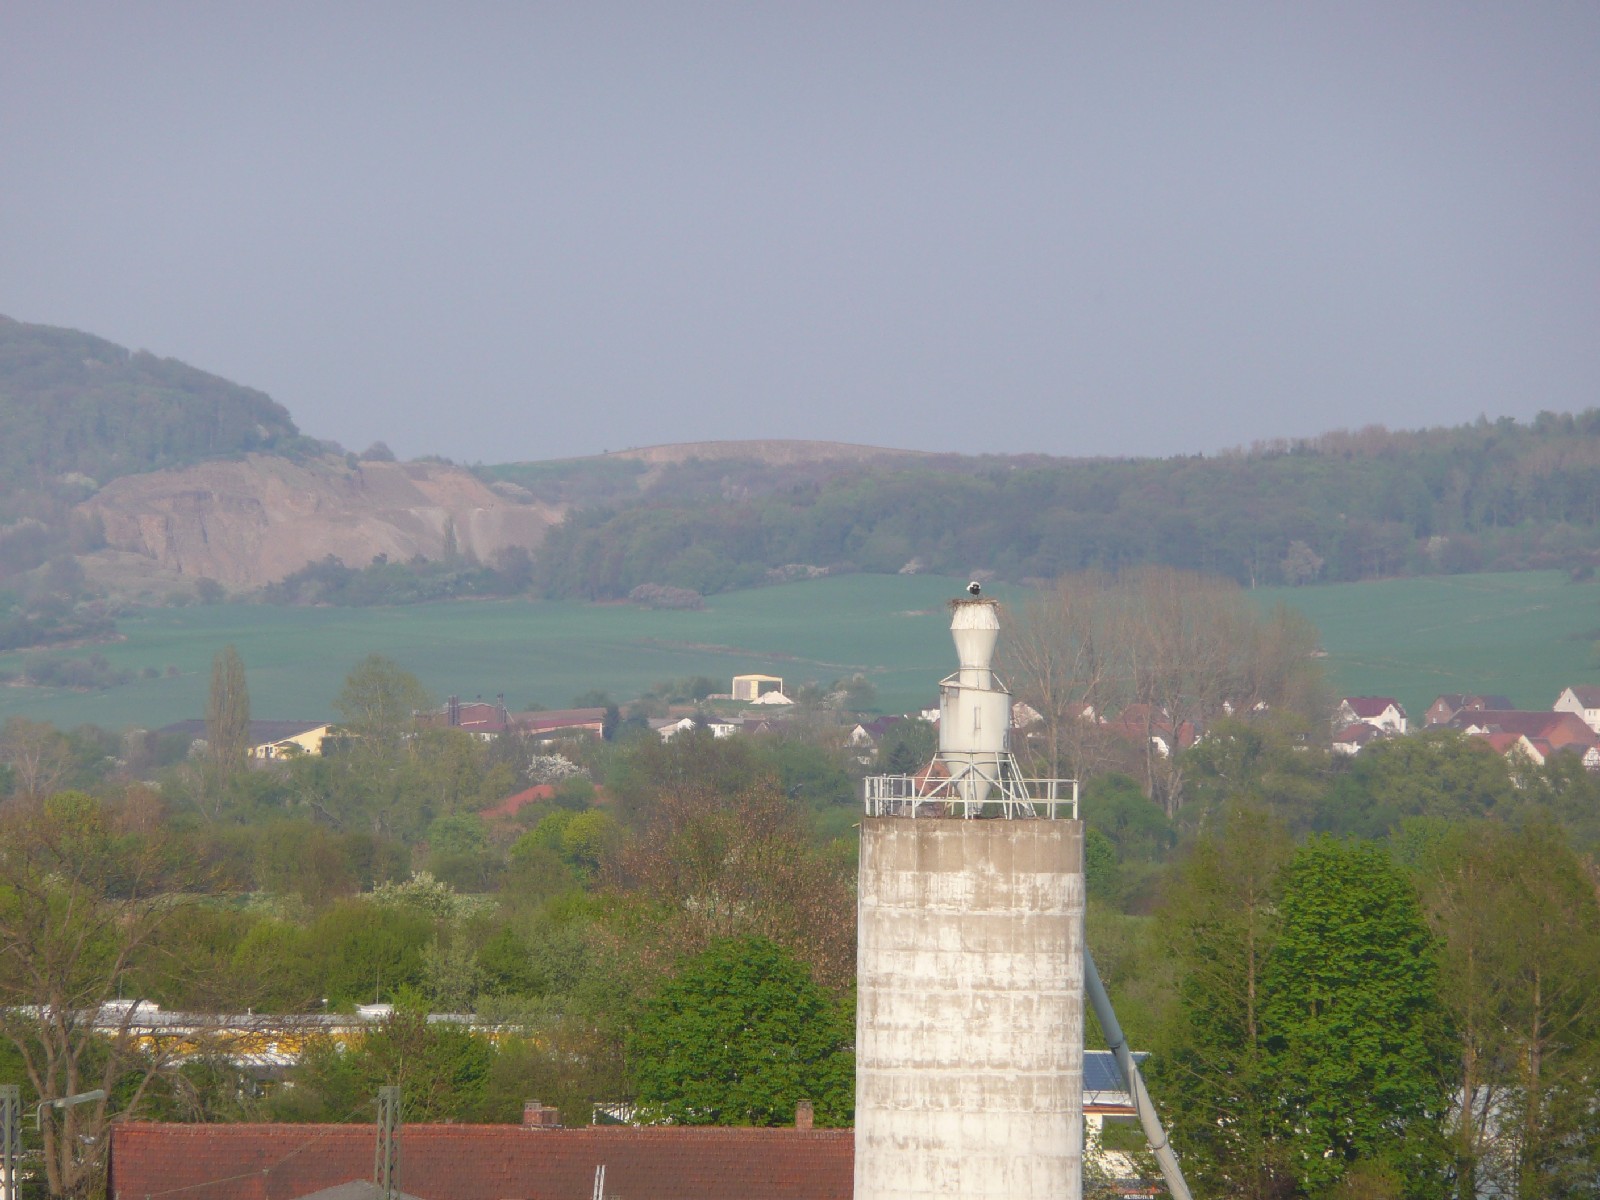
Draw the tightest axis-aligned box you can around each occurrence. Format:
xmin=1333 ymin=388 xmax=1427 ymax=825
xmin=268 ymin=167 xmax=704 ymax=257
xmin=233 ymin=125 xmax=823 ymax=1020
xmin=566 ymin=439 xmax=931 ymax=466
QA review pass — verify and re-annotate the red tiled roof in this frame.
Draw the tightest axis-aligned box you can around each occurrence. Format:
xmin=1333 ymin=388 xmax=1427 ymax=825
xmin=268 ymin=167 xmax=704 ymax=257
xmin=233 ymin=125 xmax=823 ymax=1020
xmin=1333 ymin=722 xmax=1381 ymax=746
xmin=480 ymin=784 xmax=611 ymax=824
xmin=1341 ymin=697 xmax=1403 ymax=718
xmin=1472 ymin=731 xmax=1523 ymax=755
xmin=480 ymin=784 xmax=557 ymax=823
xmin=510 ymin=709 xmax=609 ymax=736
xmin=110 ymin=1123 xmax=854 ymax=1200
xmin=1451 ymin=710 xmax=1597 ymax=748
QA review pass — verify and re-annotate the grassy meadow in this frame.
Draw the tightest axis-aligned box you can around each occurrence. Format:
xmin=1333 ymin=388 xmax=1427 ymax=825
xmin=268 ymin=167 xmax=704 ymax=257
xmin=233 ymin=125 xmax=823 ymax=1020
xmin=0 ymin=571 xmax=1593 ymax=731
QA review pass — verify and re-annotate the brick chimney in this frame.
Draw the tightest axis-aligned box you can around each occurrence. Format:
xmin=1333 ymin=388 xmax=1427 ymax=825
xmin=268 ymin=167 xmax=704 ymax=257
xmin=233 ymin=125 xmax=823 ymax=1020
xmin=523 ymin=1100 xmax=561 ymax=1129
xmin=794 ymin=1100 xmax=814 ymax=1131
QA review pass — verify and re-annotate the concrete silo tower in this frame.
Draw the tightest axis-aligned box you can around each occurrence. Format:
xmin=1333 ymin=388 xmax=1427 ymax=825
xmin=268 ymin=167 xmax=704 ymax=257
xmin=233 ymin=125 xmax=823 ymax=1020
xmin=856 ymin=596 xmax=1085 ymax=1200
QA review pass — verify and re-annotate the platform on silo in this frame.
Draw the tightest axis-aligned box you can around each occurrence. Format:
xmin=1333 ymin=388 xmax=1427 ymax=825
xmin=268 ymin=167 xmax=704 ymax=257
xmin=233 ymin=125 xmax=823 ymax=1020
xmin=854 ymin=817 xmax=1086 ymax=1200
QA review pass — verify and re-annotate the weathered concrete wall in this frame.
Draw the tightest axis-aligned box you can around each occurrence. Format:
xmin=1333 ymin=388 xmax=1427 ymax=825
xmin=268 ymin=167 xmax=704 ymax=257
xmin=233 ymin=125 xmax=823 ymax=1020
xmin=854 ymin=818 xmax=1085 ymax=1200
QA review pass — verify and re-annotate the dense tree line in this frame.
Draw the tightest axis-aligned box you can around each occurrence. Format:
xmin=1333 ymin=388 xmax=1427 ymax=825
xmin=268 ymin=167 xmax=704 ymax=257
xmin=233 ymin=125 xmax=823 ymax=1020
xmin=260 ymin=548 xmax=535 ymax=606
xmin=532 ymin=412 xmax=1600 ymax=599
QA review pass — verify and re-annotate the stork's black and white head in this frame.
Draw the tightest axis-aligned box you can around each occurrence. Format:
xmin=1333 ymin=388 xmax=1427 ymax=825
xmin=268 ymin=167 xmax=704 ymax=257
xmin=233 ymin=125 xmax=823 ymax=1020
xmin=967 ymin=581 xmax=982 ymax=596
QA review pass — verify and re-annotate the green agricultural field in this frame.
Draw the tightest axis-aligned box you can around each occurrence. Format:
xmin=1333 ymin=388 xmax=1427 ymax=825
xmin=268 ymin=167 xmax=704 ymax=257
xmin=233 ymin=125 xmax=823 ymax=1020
xmin=0 ymin=571 xmax=1593 ymax=732
xmin=0 ymin=575 xmax=998 ymax=731
xmin=1254 ymin=570 xmax=1599 ymax=719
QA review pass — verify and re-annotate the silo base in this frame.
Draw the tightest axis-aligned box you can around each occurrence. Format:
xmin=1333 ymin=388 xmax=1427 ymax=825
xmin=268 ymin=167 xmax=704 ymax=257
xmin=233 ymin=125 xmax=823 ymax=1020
xmin=854 ymin=818 xmax=1085 ymax=1200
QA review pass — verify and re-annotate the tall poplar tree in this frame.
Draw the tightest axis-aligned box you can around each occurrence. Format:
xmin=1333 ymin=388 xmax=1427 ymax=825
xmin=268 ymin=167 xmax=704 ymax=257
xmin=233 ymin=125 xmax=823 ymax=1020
xmin=204 ymin=644 xmax=250 ymax=776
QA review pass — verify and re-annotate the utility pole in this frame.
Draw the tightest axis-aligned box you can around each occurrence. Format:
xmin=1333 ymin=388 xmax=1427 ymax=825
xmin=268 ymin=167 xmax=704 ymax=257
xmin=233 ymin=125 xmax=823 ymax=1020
xmin=0 ymin=1086 xmax=18 ymax=1200
xmin=374 ymin=1086 xmax=401 ymax=1200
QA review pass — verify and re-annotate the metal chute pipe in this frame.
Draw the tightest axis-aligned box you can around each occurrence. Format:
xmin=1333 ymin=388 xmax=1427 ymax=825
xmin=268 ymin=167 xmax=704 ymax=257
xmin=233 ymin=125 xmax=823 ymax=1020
xmin=1084 ymin=947 xmax=1194 ymax=1200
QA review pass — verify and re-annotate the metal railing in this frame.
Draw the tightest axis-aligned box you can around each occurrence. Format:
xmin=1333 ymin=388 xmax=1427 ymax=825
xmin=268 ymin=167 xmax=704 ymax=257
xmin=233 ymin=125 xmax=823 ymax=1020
xmin=864 ymin=771 xmax=1078 ymax=819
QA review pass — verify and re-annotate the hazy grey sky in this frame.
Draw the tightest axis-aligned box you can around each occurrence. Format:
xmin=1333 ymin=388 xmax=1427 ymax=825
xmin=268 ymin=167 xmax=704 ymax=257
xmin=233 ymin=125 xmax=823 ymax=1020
xmin=4 ymin=3 xmax=1597 ymax=462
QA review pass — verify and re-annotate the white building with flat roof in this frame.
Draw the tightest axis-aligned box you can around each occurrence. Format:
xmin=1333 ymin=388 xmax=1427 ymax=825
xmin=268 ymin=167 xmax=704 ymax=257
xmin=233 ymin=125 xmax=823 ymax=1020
xmin=731 ymin=673 xmax=785 ymax=701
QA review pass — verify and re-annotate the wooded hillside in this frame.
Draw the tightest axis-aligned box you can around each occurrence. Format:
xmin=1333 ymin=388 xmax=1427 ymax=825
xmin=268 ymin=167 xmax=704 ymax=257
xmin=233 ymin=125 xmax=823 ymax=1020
xmin=0 ymin=314 xmax=305 ymax=487
xmin=524 ymin=414 xmax=1600 ymax=599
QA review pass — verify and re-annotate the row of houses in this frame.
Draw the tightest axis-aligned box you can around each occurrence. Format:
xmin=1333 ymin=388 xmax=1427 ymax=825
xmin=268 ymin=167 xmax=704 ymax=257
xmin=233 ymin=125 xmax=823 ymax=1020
xmin=159 ymin=673 xmax=806 ymax=763
xmin=1334 ymin=686 xmax=1600 ymax=768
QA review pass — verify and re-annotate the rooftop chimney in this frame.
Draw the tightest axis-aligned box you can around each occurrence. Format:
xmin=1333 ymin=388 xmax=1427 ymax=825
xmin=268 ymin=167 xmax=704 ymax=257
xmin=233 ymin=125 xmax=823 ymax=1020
xmin=794 ymin=1100 xmax=814 ymax=1131
xmin=523 ymin=1100 xmax=561 ymax=1129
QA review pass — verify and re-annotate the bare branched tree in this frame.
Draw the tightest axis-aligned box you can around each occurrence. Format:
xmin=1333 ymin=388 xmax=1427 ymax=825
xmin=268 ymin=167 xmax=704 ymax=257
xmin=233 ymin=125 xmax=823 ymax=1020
xmin=1005 ymin=568 xmax=1325 ymax=817
xmin=1002 ymin=572 xmax=1130 ymax=779
xmin=0 ymin=717 xmax=72 ymax=800
xmin=609 ymin=778 xmax=855 ymax=991
xmin=0 ymin=791 xmax=232 ymax=1196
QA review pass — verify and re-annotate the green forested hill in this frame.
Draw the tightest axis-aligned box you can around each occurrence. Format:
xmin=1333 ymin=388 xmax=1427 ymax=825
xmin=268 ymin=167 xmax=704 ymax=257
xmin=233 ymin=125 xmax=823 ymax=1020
xmin=0 ymin=315 xmax=304 ymax=488
xmin=519 ymin=415 xmax=1600 ymax=599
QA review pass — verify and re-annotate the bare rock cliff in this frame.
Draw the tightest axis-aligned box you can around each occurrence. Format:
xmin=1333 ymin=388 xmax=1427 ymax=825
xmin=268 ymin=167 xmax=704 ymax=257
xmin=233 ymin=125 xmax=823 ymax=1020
xmin=78 ymin=455 xmax=562 ymax=589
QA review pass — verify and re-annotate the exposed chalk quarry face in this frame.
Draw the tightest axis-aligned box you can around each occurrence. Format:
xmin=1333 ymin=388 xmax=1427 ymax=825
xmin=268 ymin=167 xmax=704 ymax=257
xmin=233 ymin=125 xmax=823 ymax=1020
xmin=76 ymin=454 xmax=560 ymax=590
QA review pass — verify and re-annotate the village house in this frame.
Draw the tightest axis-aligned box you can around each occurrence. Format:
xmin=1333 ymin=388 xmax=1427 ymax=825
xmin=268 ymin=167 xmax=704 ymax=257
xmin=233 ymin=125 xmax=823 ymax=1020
xmin=1103 ymin=704 xmax=1199 ymax=758
xmin=651 ymin=715 xmax=740 ymax=740
xmin=1336 ymin=696 xmax=1408 ymax=734
xmin=1553 ymin=685 xmax=1600 ymax=735
xmin=415 ymin=695 xmax=512 ymax=739
xmin=1332 ymin=721 xmax=1383 ymax=757
xmin=1465 ymin=728 xmax=1600 ymax=773
xmin=848 ymin=715 xmax=905 ymax=750
xmin=247 ymin=720 xmax=337 ymax=759
xmin=1447 ymin=708 xmax=1599 ymax=754
xmin=510 ymin=707 xmax=610 ymax=740
xmin=156 ymin=719 xmax=336 ymax=760
xmin=107 ymin=1051 xmax=1150 ymax=1200
xmin=1424 ymin=693 xmax=1514 ymax=727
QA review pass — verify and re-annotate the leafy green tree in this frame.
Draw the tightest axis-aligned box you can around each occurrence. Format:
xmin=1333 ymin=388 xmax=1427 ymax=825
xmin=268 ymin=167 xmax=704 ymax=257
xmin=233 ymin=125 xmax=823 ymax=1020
xmin=1182 ymin=718 xmax=1334 ymax=837
xmin=1417 ymin=821 xmax=1600 ymax=1199
xmin=628 ymin=938 xmax=853 ymax=1126
xmin=1261 ymin=838 xmax=1452 ymax=1196
xmin=274 ymin=1008 xmax=492 ymax=1123
xmin=560 ymin=809 xmax=621 ymax=878
xmin=1153 ymin=806 xmax=1295 ymax=1200
xmin=333 ymin=654 xmax=430 ymax=751
xmin=252 ymin=818 xmax=360 ymax=909
xmin=1082 ymin=828 xmax=1119 ymax=899
xmin=300 ymin=900 xmax=433 ymax=1007
xmin=1083 ymin=772 xmax=1172 ymax=863
xmin=327 ymin=655 xmax=434 ymax=837
xmin=1324 ymin=731 xmax=1516 ymax=839
xmin=877 ymin=717 xmax=936 ymax=774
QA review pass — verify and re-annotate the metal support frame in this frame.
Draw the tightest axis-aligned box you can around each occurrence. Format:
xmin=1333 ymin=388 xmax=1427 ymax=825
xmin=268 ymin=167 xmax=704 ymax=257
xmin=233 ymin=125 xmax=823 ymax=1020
xmin=864 ymin=771 xmax=1077 ymax=820
xmin=374 ymin=1086 xmax=401 ymax=1200
xmin=1084 ymin=948 xmax=1193 ymax=1200
xmin=0 ymin=1086 xmax=18 ymax=1200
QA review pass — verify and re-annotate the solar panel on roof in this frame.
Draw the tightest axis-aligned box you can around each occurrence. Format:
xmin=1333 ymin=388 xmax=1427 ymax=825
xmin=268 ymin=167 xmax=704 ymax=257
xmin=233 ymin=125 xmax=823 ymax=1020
xmin=1083 ymin=1049 xmax=1148 ymax=1093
